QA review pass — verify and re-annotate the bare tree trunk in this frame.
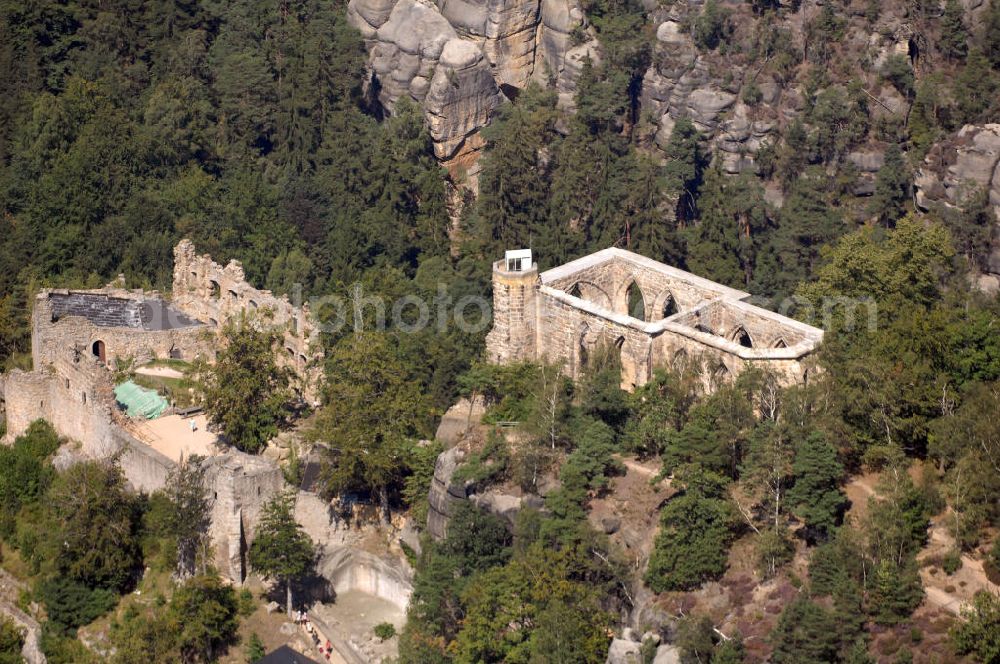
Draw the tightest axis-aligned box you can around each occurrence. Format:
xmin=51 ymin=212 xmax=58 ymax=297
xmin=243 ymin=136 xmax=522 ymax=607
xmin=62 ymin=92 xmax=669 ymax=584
xmin=287 ymin=580 xmax=294 ymax=620
xmin=380 ymin=486 xmax=391 ymax=525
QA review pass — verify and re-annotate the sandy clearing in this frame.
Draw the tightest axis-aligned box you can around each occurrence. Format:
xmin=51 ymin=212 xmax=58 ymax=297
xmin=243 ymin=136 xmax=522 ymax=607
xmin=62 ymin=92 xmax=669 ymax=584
xmin=132 ymin=414 xmax=221 ymax=463
xmin=135 ymin=365 xmax=185 ymax=379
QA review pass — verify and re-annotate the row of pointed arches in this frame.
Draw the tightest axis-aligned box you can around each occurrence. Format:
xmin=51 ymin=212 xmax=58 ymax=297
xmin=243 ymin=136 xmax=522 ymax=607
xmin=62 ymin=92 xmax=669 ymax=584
xmin=566 ymin=279 xmax=678 ymax=322
xmin=565 ymin=279 xmax=791 ymax=350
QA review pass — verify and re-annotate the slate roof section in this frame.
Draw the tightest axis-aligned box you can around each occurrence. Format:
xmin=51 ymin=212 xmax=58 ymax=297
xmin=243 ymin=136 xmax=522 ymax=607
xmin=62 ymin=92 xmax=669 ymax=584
xmin=48 ymin=292 xmax=202 ymax=331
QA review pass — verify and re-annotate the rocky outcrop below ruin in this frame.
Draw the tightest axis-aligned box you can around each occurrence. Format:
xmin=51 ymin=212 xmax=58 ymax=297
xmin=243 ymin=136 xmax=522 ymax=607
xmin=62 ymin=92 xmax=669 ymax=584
xmin=0 ymin=570 xmax=45 ymax=664
xmin=915 ymin=124 xmax=1000 ymax=273
xmin=605 ymin=630 xmax=680 ymax=664
xmin=426 ymin=445 xmax=468 ymax=539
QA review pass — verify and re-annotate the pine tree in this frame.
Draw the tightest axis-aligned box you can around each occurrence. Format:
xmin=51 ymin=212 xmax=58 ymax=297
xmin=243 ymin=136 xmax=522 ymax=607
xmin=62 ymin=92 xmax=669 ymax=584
xmin=755 ymin=168 xmax=844 ymax=297
xmin=245 ymin=632 xmax=266 ymax=662
xmin=686 ymin=166 xmax=769 ymax=288
xmin=868 ymin=557 xmax=924 ymax=625
xmin=249 ymin=491 xmax=316 ymax=619
xmin=474 ymin=83 xmax=559 ymax=257
xmin=955 ymin=49 xmax=1000 ymax=123
xmin=662 ymin=118 xmax=706 ymax=224
xmin=646 ymin=465 xmax=736 ymax=591
xmin=788 ymin=432 xmax=847 ymax=542
xmin=870 ymin=142 xmax=910 ymax=226
xmin=769 ymin=598 xmax=842 ymax=664
xmin=941 ymin=0 xmax=969 ymax=60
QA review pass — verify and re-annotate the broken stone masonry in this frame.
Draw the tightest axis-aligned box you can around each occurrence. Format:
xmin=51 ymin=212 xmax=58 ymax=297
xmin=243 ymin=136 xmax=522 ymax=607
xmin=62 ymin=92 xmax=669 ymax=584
xmin=486 ymin=247 xmax=823 ymax=391
xmin=0 ymin=239 xmax=322 ymax=583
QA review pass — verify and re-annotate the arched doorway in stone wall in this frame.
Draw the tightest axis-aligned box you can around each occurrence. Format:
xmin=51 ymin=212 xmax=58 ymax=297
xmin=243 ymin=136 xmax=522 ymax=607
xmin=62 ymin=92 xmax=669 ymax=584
xmin=92 ymin=340 xmax=106 ymax=364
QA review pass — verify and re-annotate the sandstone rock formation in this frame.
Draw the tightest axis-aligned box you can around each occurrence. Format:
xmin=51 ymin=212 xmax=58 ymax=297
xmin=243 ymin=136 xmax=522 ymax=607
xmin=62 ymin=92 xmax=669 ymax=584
xmin=605 ymin=636 xmax=680 ymax=664
xmin=426 ymin=445 xmax=468 ymax=539
xmin=914 ymin=124 xmax=1000 ymax=273
xmin=347 ymin=0 xmax=590 ymax=168
xmin=643 ymin=18 xmax=772 ymax=174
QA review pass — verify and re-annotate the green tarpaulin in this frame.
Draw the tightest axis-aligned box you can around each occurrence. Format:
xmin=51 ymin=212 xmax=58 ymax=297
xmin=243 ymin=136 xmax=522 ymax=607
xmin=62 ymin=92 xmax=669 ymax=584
xmin=114 ymin=380 xmax=168 ymax=419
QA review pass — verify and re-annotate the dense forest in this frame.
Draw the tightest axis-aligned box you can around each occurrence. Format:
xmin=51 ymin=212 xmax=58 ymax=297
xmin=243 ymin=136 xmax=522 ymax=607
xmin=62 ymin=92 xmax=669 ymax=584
xmin=1 ymin=0 xmax=1000 ymax=662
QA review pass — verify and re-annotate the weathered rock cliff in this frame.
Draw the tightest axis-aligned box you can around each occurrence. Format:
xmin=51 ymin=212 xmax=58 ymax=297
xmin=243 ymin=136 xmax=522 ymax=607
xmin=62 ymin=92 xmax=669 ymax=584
xmin=348 ymin=0 xmax=590 ymax=169
xmin=915 ymin=124 xmax=1000 ymax=273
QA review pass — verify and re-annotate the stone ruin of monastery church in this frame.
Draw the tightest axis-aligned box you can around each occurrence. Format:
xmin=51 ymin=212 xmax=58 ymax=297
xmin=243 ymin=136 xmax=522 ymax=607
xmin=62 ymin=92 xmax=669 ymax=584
xmin=486 ymin=248 xmax=823 ymax=390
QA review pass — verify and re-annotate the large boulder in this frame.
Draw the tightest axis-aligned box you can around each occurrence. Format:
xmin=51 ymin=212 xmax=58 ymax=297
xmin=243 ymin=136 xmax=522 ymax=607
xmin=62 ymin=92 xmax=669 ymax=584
xmin=436 ymin=0 xmax=543 ymax=88
xmin=606 ymin=638 xmax=642 ymax=664
xmin=425 ymin=38 xmax=505 ymax=161
xmin=368 ymin=0 xmax=457 ymax=108
xmin=347 ymin=0 xmax=399 ymax=35
xmin=537 ymin=0 xmax=589 ymax=97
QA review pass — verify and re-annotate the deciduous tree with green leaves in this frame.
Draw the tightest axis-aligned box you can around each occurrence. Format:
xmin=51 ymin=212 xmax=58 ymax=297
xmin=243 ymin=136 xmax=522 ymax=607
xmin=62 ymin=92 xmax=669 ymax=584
xmin=950 ymin=590 xmax=1000 ymax=664
xmin=312 ymin=331 xmax=429 ymax=523
xmin=203 ymin=318 xmax=292 ymax=454
xmin=167 ymin=575 xmax=239 ymax=663
xmin=161 ymin=457 xmax=212 ymax=578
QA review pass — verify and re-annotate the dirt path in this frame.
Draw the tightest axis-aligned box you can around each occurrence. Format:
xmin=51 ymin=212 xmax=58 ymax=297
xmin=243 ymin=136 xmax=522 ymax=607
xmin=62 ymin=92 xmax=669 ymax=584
xmin=618 ymin=456 xmax=661 ymax=479
xmin=843 ymin=468 xmax=999 ymax=617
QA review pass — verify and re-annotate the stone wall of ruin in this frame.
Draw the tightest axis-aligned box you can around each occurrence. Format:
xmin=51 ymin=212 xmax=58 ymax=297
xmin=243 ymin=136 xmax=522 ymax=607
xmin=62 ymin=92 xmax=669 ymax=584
xmin=171 ymin=240 xmax=323 ymax=401
xmin=542 ymin=249 xmax=750 ymax=319
xmin=31 ymin=291 xmax=212 ymax=370
xmin=2 ymin=347 xmax=284 ymax=584
xmin=204 ymin=452 xmax=285 ymax=582
xmin=3 ymin=352 xmax=178 ymax=488
xmin=487 ymin=248 xmax=822 ymax=391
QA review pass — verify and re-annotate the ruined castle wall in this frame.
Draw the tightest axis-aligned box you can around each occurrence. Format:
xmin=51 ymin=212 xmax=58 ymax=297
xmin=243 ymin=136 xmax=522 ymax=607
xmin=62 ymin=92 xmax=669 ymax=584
xmin=678 ymin=300 xmax=808 ymax=349
xmin=2 ymin=355 xmax=178 ymax=486
xmin=3 ymin=357 xmax=114 ymax=456
xmin=542 ymin=251 xmax=749 ymax=319
xmin=113 ymin=427 xmax=175 ymax=492
xmin=171 ymin=240 xmax=323 ymax=400
xmin=535 ymin=294 xmax=654 ymax=389
xmin=205 ymin=453 xmax=285 ymax=582
xmin=31 ymin=294 xmax=211 ymax=369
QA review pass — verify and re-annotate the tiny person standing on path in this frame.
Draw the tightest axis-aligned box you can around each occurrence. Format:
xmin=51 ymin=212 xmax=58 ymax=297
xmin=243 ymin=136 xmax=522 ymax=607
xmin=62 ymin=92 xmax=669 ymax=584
xmin=190 ymin=419 xmax=196 ymax=433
